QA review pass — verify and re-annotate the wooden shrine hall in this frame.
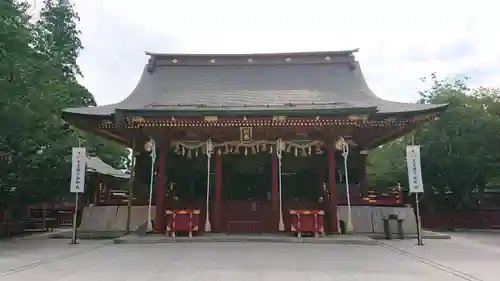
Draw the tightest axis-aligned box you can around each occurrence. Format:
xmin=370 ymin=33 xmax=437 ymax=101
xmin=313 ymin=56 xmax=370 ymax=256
xmin=63 ymin=49 xmax=446 ymax=237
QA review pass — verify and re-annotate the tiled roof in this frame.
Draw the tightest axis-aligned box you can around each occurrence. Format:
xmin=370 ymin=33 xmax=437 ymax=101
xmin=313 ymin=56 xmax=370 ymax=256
xmin=64 ymin=50 xmax=446 ymax=117
xmin=86 ymin=156 xmax=129 ymax=179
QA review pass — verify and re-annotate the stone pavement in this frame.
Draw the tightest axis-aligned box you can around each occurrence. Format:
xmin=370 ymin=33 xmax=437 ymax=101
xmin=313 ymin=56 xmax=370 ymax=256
xmin=1 ymin=232 xmax=499 ymax=280
xmin=115 ymin=233 xmax=378 ymax=245
xmin=0 ymin=235 xmax=109 ymax=276
xmin=379 ymin=232 xmax=500 ymax=281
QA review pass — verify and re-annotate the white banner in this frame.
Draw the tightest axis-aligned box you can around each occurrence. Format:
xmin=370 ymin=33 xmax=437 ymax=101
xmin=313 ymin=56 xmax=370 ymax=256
xmin=406 ymin=145 xmax=424 ymax=193
xmin=70 ymin=147 xmax=86 ymax=193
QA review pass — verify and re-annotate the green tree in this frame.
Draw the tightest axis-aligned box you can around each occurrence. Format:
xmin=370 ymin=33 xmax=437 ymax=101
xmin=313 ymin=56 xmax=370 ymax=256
xmin=0 ymin=0 xmax=127 ymax=212
xmin=418 ymin=76 xmax=500 ymax=210
xmin=368 ymin=74 xmax=500 ymax=211
xmin=0 ymin=0 xmax=44 ymax=208
xmin=367 ymin=138 xmax=408 ymax=190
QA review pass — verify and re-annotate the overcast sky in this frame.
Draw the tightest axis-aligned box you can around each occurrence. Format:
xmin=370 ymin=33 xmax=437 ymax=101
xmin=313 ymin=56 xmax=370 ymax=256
xmin=66 ymin=0 xmax=499 ymax=106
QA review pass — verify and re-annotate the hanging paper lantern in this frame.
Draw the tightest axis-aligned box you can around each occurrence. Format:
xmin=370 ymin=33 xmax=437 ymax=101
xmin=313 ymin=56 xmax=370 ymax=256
xmin=278 ymin=140 xmax=286 ymax=152
xmin=335 ymin=137 xmax=348 ymax=151
xmin=144 ymin=138 xmax=154 ymax=152
xmin=206 ymin=139 xmax=213 ymax=156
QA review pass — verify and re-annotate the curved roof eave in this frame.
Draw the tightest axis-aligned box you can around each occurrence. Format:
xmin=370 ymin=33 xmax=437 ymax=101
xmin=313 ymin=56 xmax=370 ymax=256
xmin=63 ymin=104 xmax=116 ymax=117
xmin=373 ymin=101 xmax=448 ymax=115
xmin=61 ymin=102 xmax=447 ymax=119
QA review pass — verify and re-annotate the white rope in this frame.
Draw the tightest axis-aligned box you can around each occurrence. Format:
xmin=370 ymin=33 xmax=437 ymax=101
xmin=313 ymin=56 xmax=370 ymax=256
xmin=204 ymin=139 xmax=213 ymax=232
xmin=340 ymin=137 xmax=354 ymax=233
xmin=171 ymin=140 xmax=325 ymax=158
xmin=277 ymin=138 xmax=285 ymax=231
xmin=146 ymin=139 xmax=156 ymax=232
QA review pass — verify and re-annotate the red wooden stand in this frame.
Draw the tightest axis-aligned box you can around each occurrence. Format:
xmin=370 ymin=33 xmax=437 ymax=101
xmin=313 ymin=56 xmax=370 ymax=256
xmin=165 ymin=209 xmax=200 ymax=237
xmin=289 ymin=209 xmax=325 ymax=238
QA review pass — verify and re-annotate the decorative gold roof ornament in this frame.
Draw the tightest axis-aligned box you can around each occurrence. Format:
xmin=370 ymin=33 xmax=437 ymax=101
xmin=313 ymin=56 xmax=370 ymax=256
xmin=204 ymin=116 xmax=218 ymax=122
xmin=240 ymin=127 xmax=252 ymax=143
xmin=132 ymin=116 xmax=145 ymax=123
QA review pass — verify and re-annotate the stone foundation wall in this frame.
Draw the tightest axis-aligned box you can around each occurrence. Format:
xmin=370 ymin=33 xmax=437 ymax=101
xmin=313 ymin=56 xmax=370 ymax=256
xmin=78 ymin=205 xmax=416 ymax=234
xmin=79 ymin=205 xmax=156 ymax=231
xmin=338 ymin=206 xmax=417 ymax=234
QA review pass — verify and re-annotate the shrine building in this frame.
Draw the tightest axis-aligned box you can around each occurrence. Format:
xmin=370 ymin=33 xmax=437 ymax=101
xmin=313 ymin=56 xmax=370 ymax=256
xmin=63 ymin=49 xmax=446 ymax=236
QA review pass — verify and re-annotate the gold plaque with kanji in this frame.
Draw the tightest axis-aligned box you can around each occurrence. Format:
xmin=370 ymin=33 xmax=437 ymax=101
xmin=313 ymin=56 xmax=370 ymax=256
xmin=240 ymin=127 xmax=252 ymax=143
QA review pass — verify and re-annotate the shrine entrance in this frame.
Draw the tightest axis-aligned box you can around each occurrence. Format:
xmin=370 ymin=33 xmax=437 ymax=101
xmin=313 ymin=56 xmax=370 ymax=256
xmin=218 ymin=151 xmax=324 ymax=233
xmin=163 ymin=142 xmax=328 ymax=234
xmin=222 ymin=153 xmax=272 ymax=233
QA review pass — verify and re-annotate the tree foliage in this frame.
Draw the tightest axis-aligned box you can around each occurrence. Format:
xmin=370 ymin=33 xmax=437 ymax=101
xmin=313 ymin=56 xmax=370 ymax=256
xmin=0 ymin=0 xmax=127 ymax=210
xmin=368 ymin=74 xmax=500 ymax=211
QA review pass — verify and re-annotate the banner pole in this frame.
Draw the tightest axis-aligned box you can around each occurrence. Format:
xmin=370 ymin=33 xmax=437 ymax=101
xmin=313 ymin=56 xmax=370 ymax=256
xmin=70 ymin=137 xmax=82 ymax=245
xmin=410 ymin=135 xmax=424 ymax=246
xmin=70 ymin=192 xmax=79 ymax=244
xmin=416 ymin=193 xmax=424 ymax=246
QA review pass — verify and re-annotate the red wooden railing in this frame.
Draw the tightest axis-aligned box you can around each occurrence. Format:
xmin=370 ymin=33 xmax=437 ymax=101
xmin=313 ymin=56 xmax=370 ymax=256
xmin=93 ymin=187 xmax=404 ymax=207
xmin=422 ymin=209 xmax=500 ymax=230
xmin=26 ymin=204 xmax=77 ymax=228
xmin=336 ymin=187 xmax=404 ymax=206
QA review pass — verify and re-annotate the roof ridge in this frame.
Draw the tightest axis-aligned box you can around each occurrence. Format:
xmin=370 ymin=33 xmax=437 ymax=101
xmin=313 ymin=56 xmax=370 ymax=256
xmin=145 ymin=49 xmax=359 ymax=58
xmin=146 ymin=50 xmax=358 ymax=71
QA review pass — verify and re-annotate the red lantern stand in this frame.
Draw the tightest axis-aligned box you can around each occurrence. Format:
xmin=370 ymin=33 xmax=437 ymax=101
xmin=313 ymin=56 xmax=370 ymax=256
xmin=289 ymin=209 xmax=325 ymax=238
xmin=165 ymin=209 xmax=200 ymax=237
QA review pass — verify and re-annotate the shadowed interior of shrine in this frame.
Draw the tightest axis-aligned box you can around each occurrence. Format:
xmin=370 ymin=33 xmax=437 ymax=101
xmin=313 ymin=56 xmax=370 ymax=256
xmin=136 ymin=148 xmax=363 ymax=198
xmin=132 ymin=146 xmax=366 ymax=233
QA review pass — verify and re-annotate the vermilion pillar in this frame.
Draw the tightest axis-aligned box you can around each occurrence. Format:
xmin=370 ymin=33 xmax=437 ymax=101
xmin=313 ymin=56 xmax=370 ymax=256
xmin=271 ymin=154 xmax=279 ymax=231
xmin=317 ymin=163 xmax=327 ymax=206
xmin=214 ymin=153 xmax=222 ymax=232
xmin=328 ymin=147 xmax=339 ymax=234
xmin=154 ymin=148 xmax=166 ymax=233
xmin=359 ymin=151 xmax=368 ymax=198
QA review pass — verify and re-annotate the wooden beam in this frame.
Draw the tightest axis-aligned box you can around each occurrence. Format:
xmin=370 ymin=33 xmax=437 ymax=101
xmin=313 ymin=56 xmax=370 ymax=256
xmin=154 ymin=126 xmax=353 ymax=142
xmin=353 ymin=126 xmax=396 ymax=147
xmin=96 ymin=129 xmax=128 ymax=144
xmin=83 ymin=115 xmax=437 ymax=151
xmin=364 ymin=124 xmax=420 ymax=149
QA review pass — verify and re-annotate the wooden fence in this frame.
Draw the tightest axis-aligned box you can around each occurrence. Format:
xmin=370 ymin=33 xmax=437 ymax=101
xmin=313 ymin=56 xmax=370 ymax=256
xmin=422 ymin=209 xmax=500 ymax=230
